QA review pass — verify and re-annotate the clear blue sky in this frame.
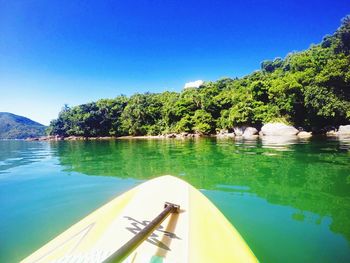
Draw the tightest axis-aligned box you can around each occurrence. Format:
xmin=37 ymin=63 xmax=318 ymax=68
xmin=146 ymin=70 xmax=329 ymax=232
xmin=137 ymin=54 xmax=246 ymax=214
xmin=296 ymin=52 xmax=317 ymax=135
xmin=0 ymin=0 xmax=349 ymax=125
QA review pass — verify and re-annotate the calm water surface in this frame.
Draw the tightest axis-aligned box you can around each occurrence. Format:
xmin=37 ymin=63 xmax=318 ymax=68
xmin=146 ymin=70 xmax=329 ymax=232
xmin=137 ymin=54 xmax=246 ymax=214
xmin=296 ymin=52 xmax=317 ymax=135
xmin=0 ymin=137 xmax=350 ymax=262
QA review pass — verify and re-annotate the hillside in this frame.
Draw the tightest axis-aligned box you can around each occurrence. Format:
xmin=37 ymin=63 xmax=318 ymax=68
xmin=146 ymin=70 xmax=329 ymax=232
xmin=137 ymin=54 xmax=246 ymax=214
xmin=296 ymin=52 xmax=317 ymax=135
xmin=0 ymin=112 xmax=46 ymax=139
xmin=48 ymin=16 xmax=350 ymax=137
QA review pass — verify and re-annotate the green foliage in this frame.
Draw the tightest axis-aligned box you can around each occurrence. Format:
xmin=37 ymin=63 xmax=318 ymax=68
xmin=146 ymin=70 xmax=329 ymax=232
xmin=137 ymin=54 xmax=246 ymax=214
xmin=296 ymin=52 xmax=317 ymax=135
xmin=0 ymin=112 xmax=46 ymax=139
xmin=192 ymin=110 xmax=214 ymax=134
xmin=261 ymin=57 xmax=283 ymax=73
xmin=175 ymin=115 xmax=193 ymax=133
xmin=48 ymin=16 xmax=350 ymax=136
xmin=334 ymin=15 xmax=350 ymax=54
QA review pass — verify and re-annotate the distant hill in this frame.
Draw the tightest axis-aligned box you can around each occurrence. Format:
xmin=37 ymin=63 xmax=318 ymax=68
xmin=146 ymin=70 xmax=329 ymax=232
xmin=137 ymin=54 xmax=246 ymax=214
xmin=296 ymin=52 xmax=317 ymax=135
xmin=0 ymin=112 xmax=46 ymax=139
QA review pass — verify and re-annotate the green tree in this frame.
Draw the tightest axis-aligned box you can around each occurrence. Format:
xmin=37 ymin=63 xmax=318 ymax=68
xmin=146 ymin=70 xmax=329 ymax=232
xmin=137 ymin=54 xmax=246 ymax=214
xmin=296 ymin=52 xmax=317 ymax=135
xmin=48 ymin=16 xmax=350 ymax=137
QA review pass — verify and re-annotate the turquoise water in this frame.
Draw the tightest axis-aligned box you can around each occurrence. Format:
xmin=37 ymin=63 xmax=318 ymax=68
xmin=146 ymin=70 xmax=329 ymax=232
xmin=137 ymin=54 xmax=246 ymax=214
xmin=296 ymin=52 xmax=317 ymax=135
xmin=0 ymin=138 xmax=350 ymax=262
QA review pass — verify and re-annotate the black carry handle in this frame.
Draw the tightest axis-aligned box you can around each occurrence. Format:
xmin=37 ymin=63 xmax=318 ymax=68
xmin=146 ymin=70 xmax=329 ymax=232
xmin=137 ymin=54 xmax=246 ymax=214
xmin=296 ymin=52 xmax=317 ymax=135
xmin=103 ymin=202 xmax=180 ymax=263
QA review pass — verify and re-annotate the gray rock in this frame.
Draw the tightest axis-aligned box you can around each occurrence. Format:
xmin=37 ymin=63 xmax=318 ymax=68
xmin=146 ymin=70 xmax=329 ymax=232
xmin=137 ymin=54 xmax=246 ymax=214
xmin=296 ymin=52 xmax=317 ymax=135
xmin=261 ymin=123 xmax=298 ymax=136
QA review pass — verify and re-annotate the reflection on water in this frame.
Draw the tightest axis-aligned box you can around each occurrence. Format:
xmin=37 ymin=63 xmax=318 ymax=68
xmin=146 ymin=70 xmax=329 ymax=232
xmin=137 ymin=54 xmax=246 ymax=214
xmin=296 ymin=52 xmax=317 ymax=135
xmin=52 ymin=138 xmax=350 ymax=242
xmin=261 ymin=135 xmax=299 ymax=151
xmin=0 ymin=138 xmax=349 ymax=262
xmin=335 ymin=135 xmax=350 ymax=151
xmin=0 ymin=141 xmax=52 ymax=173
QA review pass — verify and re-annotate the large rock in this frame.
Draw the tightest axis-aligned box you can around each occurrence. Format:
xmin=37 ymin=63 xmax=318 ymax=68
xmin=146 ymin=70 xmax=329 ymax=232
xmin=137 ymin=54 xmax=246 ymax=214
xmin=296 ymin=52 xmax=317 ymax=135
xmin=338 ymin=125 xmax=350 ymax=135
xmin=243 ymin=127 xmax=258 ymax=137
xmin=261 ymin=123 xmax=298 ymax=136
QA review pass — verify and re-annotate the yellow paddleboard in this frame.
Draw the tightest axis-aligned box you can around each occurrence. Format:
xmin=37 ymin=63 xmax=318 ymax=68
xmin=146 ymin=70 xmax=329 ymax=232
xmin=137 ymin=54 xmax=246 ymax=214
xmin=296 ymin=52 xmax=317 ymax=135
xmin=22 ymin=175 xmax=258 ymax=263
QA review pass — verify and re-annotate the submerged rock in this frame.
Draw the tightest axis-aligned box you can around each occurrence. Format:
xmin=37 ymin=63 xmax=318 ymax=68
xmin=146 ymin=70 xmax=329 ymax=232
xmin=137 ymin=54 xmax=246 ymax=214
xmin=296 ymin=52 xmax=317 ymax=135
xmin=261 ymin=123 xmax=298 ymax=136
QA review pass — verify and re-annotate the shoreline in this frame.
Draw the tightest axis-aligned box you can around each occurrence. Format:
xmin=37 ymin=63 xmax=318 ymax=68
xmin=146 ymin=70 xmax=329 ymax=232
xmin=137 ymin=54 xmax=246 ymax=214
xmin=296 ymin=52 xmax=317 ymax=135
xmin=24 ymin=123 xmax=350 ymax=142
xmin=24 ymin=133 xmax=350 ymax=142
xmin=25 ymin=134 xmax=206 ymax=141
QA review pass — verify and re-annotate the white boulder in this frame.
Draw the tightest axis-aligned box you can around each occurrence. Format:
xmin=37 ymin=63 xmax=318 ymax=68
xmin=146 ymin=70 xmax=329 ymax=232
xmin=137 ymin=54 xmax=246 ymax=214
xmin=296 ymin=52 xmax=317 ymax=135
xmin=297 ymin=131 xmax=312 ymax=138
xmin=261 ymin=123 xmax=298 ymax=136
xmin=338 ymin=125 xmax=350 ymax=135
xmin=243 ymin=127 xmax=258 ymax=137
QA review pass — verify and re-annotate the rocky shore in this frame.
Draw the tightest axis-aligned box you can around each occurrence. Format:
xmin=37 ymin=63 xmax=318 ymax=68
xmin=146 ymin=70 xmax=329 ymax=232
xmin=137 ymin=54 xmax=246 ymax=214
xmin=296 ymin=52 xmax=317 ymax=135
xmin=26 ymin=123 xmax=350 ymax=142
xmin=25 ymin=133 xmax=204 ymax=141
xmin=216 ymin=123 xmax=349 ymax=140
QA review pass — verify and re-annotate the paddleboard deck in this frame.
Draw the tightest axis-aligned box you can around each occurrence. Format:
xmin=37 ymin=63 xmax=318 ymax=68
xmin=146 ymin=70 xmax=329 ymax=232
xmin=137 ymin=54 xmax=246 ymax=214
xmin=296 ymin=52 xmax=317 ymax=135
xmin=22 ymin=175 xmax=258 ymax=262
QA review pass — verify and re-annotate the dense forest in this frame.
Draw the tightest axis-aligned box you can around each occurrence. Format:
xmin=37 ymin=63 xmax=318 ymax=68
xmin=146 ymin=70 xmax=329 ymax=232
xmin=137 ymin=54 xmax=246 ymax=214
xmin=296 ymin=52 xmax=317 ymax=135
xmin=48 ymin=17 xmax=350 ymax=137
